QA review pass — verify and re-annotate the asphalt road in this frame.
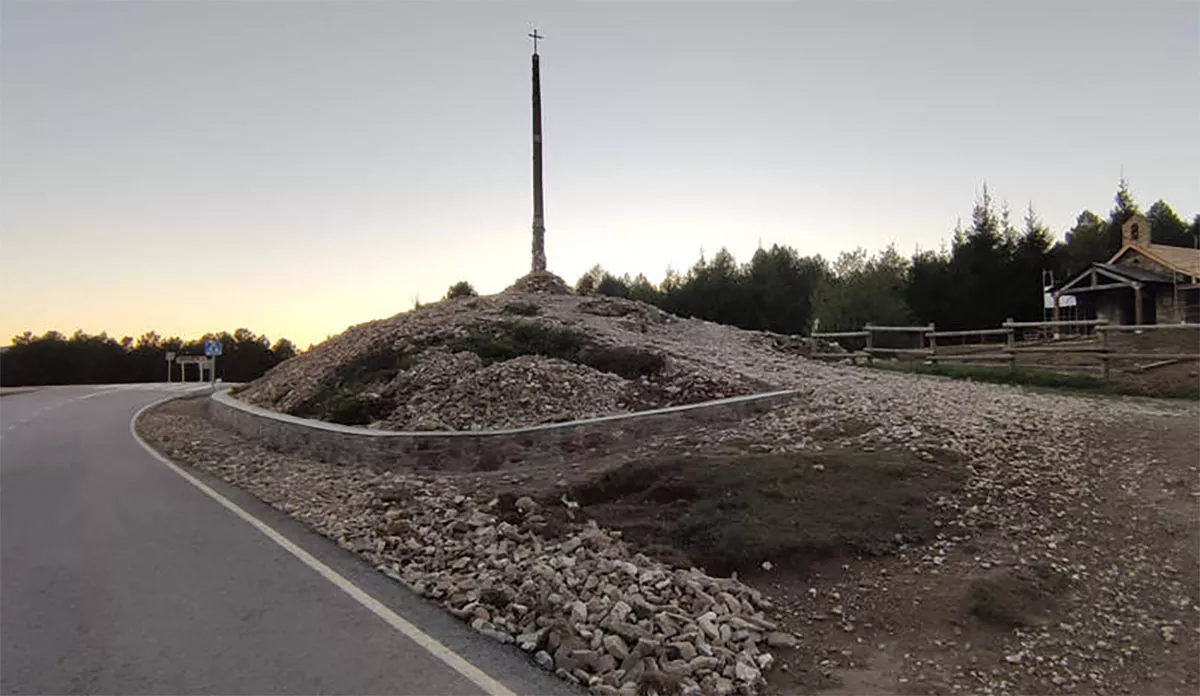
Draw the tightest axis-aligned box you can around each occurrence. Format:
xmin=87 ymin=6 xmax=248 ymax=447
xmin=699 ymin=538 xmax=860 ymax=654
xmin=0 ymin=384 xmax=576 ymax=696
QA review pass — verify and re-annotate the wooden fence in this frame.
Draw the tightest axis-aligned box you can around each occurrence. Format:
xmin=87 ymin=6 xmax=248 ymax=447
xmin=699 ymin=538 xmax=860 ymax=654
xmin=812 ymin=319 xmax=1200 ymax=379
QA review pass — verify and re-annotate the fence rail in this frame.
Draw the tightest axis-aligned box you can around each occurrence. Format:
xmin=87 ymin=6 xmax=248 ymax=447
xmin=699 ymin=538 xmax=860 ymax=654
xmin=1002 ymin=318 xmax=1110 ymax=329
xmin=810 ymin=319 xmax=1199 ymax=379
xmin=1097 ymin=323 xmax=1197 ymax=332
xmin=927 ymin=328 xmax=1012 ymax=339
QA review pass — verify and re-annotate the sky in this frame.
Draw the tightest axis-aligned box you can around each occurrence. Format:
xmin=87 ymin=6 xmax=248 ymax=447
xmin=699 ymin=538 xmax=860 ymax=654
xmin=3 ymin=1 xmax=1197 ymax=348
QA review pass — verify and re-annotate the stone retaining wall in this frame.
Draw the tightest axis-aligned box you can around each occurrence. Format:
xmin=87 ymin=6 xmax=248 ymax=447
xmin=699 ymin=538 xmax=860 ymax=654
xmin=209 ymin=388 xmax=798 ymax=473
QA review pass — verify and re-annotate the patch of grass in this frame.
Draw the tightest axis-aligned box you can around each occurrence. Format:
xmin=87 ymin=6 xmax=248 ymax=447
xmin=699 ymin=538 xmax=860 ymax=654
xmin=874 ymin=361 xmax=1199 ymax=399
xmin=449 ymin=320 xmax=586 ymax=364
xmin=968 ymin=564 xmax=1070 ymax=628
xmin=571 ymin=448 xmax=965 ymax=576
xmin=877 ymin=362 xmax=1110 ymax=391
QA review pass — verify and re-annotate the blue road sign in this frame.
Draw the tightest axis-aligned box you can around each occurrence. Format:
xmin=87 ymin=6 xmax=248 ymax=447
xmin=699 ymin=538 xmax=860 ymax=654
xmin=204 ymin=340 xmax=223 ymax=357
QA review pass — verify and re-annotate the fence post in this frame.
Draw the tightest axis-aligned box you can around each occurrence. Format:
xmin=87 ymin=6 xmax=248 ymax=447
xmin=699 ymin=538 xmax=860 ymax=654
xmin=1100 ymin=325 xmax=1110 ymax=380
xmin=927 ymin=324 xmax=938 ymax=367
xmin=864 ymin=323 xmax=874 ymax=366
xmin=1005 ymin=318 xmax=1016 ymax=372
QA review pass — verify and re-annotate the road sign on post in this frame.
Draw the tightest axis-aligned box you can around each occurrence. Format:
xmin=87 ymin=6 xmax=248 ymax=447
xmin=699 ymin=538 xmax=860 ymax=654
xmin=203 ymin=341 xmax=221 ymax=387
xmin=165 ymin=352 xmax=176 ymax=383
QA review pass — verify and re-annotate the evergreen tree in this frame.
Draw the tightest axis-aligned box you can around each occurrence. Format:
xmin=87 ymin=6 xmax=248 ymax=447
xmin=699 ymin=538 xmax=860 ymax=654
xmin=1059 ymin=210 xmax=1109 ymax=277
xmin=1145 ymin=200 xmax=1193 ymax=247
xmin=1104 ymin=177 xmax=1140 ymax=253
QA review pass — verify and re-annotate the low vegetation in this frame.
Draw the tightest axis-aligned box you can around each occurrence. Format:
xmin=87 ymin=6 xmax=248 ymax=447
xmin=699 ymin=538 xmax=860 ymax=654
xmin=444 ymin=280 xmax=478 ymax=300
xmin=570 ymin=447 xmax=965 ymax=576
xmin=449 ymin=320 xmax=666 ymax=379
xmin=448 ymin=320 xmax=585 ymax=365
xmin=968 ymin=564 xmax=1071 ymax=628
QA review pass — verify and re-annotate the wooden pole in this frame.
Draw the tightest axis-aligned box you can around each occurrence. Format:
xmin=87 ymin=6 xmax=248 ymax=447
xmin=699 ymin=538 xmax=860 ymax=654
xmin=864 ymin=323 xmax=874 ymax=366
xmin=529 ymin=31 xmax=547 ymax=273
xmin=1133 ymin=284 xmax=1143 ymax=325
xmin=927 ymin=324 xmax=938 ymax=367
xmin=1100 ymin=326 xmax=1110 ymax=380
xmin=1006 ymin=317 xmax=1016 ymax=372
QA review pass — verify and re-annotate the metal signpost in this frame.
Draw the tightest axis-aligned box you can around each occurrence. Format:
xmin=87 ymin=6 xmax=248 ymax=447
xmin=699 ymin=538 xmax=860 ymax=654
xmin=165 ymin=352 xmax=176 ymax=383
xmin=203 ymin=340 xmax=222 ymax=387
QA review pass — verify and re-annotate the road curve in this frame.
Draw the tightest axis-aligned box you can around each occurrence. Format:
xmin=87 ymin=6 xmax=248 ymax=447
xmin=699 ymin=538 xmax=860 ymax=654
xmin=1 ymin=384 xmax=576 ymax=696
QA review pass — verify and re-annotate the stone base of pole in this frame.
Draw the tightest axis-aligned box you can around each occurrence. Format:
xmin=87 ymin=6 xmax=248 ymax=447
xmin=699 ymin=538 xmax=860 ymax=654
xmin=506 ymin=270 xmax=570 ymax=294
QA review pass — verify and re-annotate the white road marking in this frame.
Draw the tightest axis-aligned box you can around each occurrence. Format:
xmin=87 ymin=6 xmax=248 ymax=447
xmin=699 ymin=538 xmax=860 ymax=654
xmin=79 ymin=389 xmax=122 ymax=401
xmin=128 ymin=397 xmax=518 ymax=696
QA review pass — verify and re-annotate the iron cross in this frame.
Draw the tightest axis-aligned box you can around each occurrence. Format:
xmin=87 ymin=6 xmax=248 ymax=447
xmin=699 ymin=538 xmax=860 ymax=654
xmin=529 ymin=29 xmax=544 ymax=53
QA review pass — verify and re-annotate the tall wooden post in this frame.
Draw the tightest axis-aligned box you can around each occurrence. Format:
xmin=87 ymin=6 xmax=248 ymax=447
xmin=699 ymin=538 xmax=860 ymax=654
xmin=1133 ymin=283 xmax=1143 ymax=325
xmin=529 ymin=29 xmax=547 ymax=273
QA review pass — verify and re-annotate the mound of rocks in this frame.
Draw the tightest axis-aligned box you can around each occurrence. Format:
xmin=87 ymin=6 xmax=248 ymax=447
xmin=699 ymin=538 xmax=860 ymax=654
xmin=383 ymin=355 xmax=631 ymax=431
xmin=507 ymin=271 xmax=573 ymax=295
xmin=236 ymin=288 xmax=786 ymax=431
xmin=357 ymin=482 xmax=783 ymax=696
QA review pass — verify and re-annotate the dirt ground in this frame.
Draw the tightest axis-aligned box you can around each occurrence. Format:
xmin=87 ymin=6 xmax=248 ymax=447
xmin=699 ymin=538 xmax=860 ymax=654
xmin=145 ymin=395 xmax=1199 ymax=696
xmin=460 ymin=414 xmax=1199 ymax=695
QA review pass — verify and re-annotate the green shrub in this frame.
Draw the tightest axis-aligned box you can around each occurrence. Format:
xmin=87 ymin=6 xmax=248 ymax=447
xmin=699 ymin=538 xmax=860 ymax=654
xmin=445 ymin=281 xmax=478 ymax=300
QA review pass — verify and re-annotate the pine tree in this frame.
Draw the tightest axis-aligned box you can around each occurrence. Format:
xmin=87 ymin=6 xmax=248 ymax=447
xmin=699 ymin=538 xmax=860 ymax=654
xmin=1104 ymin=177 xmax=1140 ymax=253
xmin=1145 ymin=200 xmax=1191 ymax=247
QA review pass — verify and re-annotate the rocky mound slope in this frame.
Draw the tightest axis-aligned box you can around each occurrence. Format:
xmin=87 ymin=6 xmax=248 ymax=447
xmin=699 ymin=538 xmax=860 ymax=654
xmin=237 ymin=282 xmax=833 ymax=431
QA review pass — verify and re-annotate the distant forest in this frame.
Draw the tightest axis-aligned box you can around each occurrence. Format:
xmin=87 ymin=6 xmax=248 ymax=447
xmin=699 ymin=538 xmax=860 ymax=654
xmin=573 ymin=180 xmax=1199 ymax=333
xmin=0 ymin=329 xmax=296 ymax=387
xmin=7 ymin=181 xmax=1195 ymax=387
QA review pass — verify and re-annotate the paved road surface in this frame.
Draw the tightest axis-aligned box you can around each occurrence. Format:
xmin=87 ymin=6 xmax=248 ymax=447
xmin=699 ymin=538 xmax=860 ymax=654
xmin=1 ymin=384 xmax=575 ymax=695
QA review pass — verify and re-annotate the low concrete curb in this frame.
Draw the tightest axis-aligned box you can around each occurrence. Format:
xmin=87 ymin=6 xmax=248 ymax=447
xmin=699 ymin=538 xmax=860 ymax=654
xmin=209 ymin=388 xmax=799 ymax=472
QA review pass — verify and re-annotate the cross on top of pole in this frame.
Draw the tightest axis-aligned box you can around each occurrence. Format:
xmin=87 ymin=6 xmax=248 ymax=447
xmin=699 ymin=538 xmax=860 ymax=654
xmin=529 ymin=28 xmax=544 ymax=54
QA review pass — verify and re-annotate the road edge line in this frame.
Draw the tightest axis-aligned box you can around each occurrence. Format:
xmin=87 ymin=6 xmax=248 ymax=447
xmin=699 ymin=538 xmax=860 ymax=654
xmin=129 ymin=395 xmax=520 ymax=696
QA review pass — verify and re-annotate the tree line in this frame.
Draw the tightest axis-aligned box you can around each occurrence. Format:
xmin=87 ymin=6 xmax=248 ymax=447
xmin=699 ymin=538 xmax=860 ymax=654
xmin=573 ymin=181 xmax=1198 ymax=333
xmin=0 ymin=329 xmax=297 ymax=387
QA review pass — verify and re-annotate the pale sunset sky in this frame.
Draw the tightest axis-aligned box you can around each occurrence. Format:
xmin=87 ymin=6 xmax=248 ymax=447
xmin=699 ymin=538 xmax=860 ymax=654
xmin=3 ymin=1 xmax=1197 ymax=348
